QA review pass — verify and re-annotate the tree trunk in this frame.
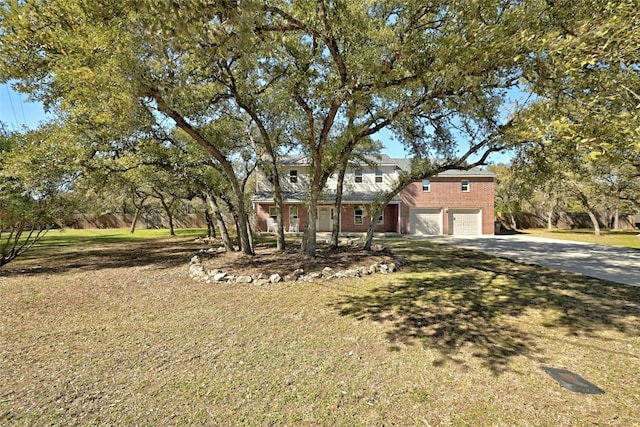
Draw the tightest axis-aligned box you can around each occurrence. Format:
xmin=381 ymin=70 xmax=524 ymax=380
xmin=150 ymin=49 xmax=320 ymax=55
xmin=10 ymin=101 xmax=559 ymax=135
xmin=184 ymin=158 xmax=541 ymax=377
xmin=168 ymin=213 xmax=175 ymax=236
xmin=331 ymin=164 xmax=347 ymax=248
xmin=575 ymin=191 xmax=601 ymax=236
xmin=204 ymin=210 xmax=215 ymax=238
xmin=364 ymin=199 xmax=392 ymax=250
xmin=546 ymin=210 xmax=554 ymax=229
xmin=507 ymin=207 xmax=517 ymax=230
xmin=587 ymin=210 xmax=601 ymax=236
xmin=232 ymin=193 xmax=253 ymax=255
xmin=150 ymin=90 xmax=252 ymax=254
xmin=157 ymin=194 xmax=176 ymax=236
xmin=207 ymin=193 xmax=233 ymax=251
xmin=130 ymin=205 xmax=143 ymax=234
xmin=252 ymin=145 xmax=285 ymax=250
xmin=300 ymin=146 xmax=329 ymax=258
xmin=232 ymin=214 xmax=241 ymax=249
xmin=263 ymin=153 xmax=285 ymax=252
xmin=302 ymin=189 xmax=319 ymax=257
xmin=246 ymin=214 xmax=254 ymax=252
xmin=363 ymin=215 xmax=376 ymax=250
xmin=273 ymin=184 xmax=285 ymax=252
xmin=236 ymin=87 xmax=284 ymax=251
xmin=166 ymin=204 xmax=176 ymax=235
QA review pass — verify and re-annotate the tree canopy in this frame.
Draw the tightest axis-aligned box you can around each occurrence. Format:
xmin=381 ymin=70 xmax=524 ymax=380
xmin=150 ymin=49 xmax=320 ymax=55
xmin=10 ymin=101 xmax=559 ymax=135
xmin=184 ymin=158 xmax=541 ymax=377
xmin=2 ymin=0 xmax=637 ymax=253
xmin=0 ymin=124 xmax=80 ymax=267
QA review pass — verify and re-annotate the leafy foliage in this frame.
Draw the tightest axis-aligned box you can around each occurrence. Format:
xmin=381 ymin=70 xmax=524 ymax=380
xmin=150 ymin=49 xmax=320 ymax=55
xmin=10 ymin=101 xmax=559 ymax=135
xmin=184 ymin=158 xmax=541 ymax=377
xmin=2 ymin=0 xmax=637 ymax=252
xmin=0 ymin=125 xmax=80 ymax=267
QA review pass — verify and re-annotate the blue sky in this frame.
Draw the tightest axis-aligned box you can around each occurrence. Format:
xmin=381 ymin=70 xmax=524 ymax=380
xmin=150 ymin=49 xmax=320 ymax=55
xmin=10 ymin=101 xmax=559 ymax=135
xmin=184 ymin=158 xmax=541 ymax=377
xmin=1 ymin=84 xmax=51 ymax=132
xmin=2 ymin=82 xmax=512 ymax=163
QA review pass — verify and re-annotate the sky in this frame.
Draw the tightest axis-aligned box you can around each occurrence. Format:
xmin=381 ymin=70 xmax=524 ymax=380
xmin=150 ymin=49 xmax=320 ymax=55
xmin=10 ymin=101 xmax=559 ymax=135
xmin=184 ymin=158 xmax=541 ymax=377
xmin=2 ymin=82 xmax=512 ymax=163
xmin=1 ymin=83 xmax=51 ymax=132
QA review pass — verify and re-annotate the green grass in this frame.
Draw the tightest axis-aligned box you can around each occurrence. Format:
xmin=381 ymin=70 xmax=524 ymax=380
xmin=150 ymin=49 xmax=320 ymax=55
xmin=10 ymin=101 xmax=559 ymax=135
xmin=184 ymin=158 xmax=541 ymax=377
xmin=2 ymin=228 xmax=210 ymax=272
xmin=1 ymin=233 xmax=639 ymax=426
xmin=34 ymin=227 xmax=208 ymax=247
xmin=522 ymin=228 xmax=640 ymax=249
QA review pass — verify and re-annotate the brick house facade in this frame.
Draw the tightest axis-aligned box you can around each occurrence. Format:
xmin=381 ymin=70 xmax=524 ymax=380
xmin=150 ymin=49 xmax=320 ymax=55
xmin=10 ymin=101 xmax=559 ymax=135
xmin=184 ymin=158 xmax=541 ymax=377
xmin=252 ymin=156 xmax=495 ymax=235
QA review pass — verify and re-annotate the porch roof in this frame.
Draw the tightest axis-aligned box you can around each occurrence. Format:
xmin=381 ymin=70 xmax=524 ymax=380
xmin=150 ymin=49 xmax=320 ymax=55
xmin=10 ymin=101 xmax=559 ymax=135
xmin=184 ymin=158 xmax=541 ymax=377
xmin=252 ymin=191 xmax=401 ymax=204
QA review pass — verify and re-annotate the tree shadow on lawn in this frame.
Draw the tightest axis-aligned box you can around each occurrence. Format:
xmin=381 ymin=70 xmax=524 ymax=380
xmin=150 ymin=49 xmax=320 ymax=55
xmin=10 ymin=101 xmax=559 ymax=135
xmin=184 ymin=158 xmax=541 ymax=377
xmin=330 ymin=243 xmax=640 ymax=375
xmin=0 ymin=238 xmax=198 ymax=277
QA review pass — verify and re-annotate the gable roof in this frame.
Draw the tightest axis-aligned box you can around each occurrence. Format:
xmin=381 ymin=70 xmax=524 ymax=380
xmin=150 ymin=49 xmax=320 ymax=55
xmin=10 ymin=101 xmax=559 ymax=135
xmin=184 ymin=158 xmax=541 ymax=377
xmin=436 ymin=168 xmax=495 ymax=177
xmin=276 ymin=155 xmax=494 ymax=177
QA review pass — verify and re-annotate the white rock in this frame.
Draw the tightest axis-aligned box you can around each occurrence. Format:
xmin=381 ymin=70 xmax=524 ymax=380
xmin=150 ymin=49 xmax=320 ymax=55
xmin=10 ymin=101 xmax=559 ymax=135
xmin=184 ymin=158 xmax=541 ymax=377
xmin=269 ymin=273 xmax=282 ymax=283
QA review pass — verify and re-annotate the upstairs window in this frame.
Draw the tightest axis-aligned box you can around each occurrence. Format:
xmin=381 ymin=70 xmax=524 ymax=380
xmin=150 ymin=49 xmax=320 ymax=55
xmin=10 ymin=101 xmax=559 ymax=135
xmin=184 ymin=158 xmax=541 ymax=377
xmin=375 ymin=169 xmax=383 ymax=183
xmin=354 ymin=205 xmax=364 ymax=225
xmin=422 ymin=180 xmax=431 ymax=192
xmin=461 ymin=180 xmax=470 ymax=192
xmin=355 ymin=169 xmax=363 ymax=183
xmin=289 ymin=170 xmax=298 ymax=183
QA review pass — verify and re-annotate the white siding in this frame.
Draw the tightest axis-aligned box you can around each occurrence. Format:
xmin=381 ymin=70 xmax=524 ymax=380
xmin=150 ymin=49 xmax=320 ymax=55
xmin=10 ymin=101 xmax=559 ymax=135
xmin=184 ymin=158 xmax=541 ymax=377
xmin=259 ymin=163 xmax=400 ymax=193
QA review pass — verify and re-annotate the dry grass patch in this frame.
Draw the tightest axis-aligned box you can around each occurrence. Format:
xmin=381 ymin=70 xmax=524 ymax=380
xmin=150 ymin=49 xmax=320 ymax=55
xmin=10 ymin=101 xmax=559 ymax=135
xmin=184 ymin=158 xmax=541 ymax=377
xmin=1 ymin=233 xmax=639 ymax=426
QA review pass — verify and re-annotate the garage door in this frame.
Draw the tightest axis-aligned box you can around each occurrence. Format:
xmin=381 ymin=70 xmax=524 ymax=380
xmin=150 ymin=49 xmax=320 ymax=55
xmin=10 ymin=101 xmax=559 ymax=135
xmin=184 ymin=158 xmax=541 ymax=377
xmin=410 ymin=209 xmax=442 ymax=235
xmin=449 ymin=209 xmax=481 ymax=235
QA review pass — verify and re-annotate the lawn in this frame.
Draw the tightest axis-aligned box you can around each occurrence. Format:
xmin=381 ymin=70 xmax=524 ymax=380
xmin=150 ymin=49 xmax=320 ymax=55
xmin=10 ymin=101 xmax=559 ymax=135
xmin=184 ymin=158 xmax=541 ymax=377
xmin=1 ymin=230 xmax=639 ymax=426
xmin=522 ymin=228 xmax=640 ymax=249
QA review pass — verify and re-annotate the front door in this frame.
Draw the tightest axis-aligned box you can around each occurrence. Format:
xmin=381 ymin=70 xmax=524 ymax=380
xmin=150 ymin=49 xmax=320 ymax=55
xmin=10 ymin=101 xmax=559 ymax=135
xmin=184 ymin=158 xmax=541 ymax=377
xmin=317 ymin=207 xmax=333 ymax=232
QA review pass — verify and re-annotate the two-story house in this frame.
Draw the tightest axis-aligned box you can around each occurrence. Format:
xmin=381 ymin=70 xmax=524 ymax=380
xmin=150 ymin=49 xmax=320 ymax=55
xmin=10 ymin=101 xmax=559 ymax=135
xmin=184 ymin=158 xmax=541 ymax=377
xmin=252 ymin=155 xmax=495 ymax=235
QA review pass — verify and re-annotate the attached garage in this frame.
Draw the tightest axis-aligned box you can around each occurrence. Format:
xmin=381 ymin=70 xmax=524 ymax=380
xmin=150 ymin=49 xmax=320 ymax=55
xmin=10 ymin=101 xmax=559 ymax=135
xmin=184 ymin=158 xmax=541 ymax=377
xmin=448 ymin=209 xmax=481 ymax=235
xmin=410 ymin=209 xmax=442 ymax=235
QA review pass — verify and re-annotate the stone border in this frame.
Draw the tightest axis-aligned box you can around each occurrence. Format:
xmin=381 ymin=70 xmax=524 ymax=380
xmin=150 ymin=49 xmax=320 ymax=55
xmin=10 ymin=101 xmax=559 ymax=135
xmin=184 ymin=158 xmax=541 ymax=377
xmin=188 ymin=247 xmax=406 ymax=285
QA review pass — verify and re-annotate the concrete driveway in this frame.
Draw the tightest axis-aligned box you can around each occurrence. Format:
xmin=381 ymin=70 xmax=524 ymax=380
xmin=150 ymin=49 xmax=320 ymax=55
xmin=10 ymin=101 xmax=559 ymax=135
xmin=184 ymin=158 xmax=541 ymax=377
xmin=428 ymin=234 xmax=640 ymax=287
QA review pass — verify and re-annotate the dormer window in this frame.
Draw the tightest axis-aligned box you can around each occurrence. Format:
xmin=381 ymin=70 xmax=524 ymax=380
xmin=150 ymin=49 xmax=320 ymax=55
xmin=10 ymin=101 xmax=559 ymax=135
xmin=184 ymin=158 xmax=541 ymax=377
xmin=289 ymin=170 xmax=298 ymax=183
xmin=355 ymin=169 xmax=363 ymax=183
xmin=461 ymin=180 xmax=470 ymax=192
xmin=375 ymin=169 xmax=383 ymax=183
xmin=422 ymin=180 xmax=431 ymax=192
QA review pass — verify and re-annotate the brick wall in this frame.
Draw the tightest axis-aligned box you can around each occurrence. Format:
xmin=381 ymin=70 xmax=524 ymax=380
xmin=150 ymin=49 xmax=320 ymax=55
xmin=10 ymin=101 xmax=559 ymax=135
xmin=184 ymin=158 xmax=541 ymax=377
xmin=255 ymin=203 xmax=398 ymax=233
xmin=256 ymin=203 xmax=310 ymax=232
xmin=399 ymin=177 xmax=495 ymax=234
xmin=339 ymin=204 xmax=398 ymax=233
